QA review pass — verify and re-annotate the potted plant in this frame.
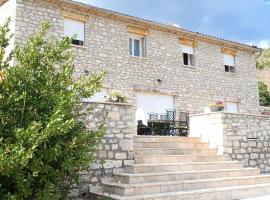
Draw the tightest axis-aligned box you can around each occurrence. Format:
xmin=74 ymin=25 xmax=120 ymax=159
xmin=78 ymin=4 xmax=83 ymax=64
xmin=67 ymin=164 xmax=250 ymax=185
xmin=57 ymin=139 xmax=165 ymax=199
xmin=108 ymin=91 xmax=128 ymax=103
xmin=209 ymin=100 xmax=224 ymax=112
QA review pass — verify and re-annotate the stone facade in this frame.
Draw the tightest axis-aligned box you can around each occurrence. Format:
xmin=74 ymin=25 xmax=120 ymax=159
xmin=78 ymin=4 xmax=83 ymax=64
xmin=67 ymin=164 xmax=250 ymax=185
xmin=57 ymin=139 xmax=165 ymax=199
xmin=190 ymin=112 xmax=270 ymax=173
xmin=1 ymin=0 xmax=261 ymax=115
xmin=68 ymin=102 xmax=135 ymax=199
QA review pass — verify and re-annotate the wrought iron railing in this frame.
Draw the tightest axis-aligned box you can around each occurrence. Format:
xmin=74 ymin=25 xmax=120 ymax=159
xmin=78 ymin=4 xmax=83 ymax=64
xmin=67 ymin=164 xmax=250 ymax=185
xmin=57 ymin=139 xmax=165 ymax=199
xmin=137 ymin=110 xmax=189 ymax=136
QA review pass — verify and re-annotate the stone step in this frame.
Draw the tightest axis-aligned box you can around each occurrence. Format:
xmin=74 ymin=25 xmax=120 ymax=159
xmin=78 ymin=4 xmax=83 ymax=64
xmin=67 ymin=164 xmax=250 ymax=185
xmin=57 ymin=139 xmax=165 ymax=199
xmin=124 ymin=161 xmax=242 ymax=173
xmin=134 ymin=136 xmax=201 ymax=143
xmin=134 ymin=142 xmax=209 ymax=149
xmin=94 ymin=183 xmax=270 ymax=200
xmin=113 ymin=168 xmax=260 ymax=184
xmin=134 ymin=148 xmax=217 ymax=156
xmin=135 ymin=155 xmax=226 ymax=164
xmin=102 ymin=175 xmax=270 ymax=196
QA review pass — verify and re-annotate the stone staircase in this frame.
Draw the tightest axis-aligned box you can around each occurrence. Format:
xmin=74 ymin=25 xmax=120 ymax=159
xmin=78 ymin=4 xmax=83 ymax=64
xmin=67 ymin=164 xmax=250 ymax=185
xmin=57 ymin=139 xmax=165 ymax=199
xmin=92 ymin=136 xmax=270 ymax=200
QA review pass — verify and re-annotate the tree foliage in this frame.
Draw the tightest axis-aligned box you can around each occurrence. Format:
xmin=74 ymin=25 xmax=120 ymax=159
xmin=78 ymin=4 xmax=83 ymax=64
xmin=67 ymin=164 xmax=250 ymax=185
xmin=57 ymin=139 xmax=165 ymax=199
xmin=256 ymin=48 xmax=270 ymax=69
xmin=258 ymin=81 xmax=270 ymax=106
xmin=0 ymin=19 xmax=105 ymax=199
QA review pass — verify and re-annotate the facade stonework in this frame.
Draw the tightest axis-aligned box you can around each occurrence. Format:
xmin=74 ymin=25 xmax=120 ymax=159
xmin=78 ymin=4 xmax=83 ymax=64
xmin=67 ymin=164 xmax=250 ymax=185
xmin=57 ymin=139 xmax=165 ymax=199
xmin=68 ymin=102 xmax=135 ymax=199
xmin=1 ymin=0 xmax=260 ymax=115
xmin=190 ymin=112 xmax=270 ymax=173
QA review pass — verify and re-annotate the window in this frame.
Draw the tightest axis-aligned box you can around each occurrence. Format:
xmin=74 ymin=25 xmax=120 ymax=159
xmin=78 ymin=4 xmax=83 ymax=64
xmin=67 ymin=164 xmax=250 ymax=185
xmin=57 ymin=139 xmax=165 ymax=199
xmin=129 ymin=35 xmax=146 ymax=57
xmin=226 ymin=102 xmax=238 ymax=113
xmin=224 ymin=54 xmax=235 ymax=73
xmin=181 ymin=45 xmax=195 ymax=66
xmin=64 ymin=18 xmax=85 ymax=46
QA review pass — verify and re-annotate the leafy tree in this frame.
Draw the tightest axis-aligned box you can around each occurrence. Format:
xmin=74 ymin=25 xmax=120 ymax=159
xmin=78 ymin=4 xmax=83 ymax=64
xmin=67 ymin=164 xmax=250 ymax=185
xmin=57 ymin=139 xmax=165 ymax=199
xmin=258 ymin=81 xmax=270 ymax=106
xmin=0 ymin=19 xmax=105 ymax=200
xmin=256 ymin=48 xmax=270 ymax=69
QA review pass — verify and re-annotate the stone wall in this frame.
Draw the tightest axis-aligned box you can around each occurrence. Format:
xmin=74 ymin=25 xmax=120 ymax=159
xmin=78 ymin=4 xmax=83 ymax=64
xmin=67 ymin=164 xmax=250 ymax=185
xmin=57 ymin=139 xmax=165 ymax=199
xmin=68 ymin=102 xmax=136 ymax=199
xmin=190 ymin=112 xmax=270 ymax=173
xmin=13 ymin=0 xmax=260 ymax=114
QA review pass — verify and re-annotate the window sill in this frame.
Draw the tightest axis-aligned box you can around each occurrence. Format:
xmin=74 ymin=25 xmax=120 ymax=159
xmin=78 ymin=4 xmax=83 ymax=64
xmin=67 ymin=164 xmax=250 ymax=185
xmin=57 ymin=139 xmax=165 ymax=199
xmin=82 ymin=101 xmax=132 ymax=106
xmin=129 ymin=55 xmax=148 ymax=60
xmin=71 ymin=44 xmax=87 ymax=49
xmin=224 ymin=72 xmax=237 ymax=76
xmin=183 ymin=65 xmax=196 ymax=69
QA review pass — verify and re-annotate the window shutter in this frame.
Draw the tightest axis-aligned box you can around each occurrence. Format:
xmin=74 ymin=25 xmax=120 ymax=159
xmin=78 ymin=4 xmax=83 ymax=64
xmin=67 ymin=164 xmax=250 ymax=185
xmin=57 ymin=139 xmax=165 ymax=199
xmin=141 ymin=37 xmax=146 ymax=57
xmin=64 ymin=18 xmax=84 ymax=41
xmin=129 ymin=38 xmax=132 ymax=55
xmin=223 ymin=54 xmax=234 ymax=66
xmin=181 ymin=44 xmax=194 ymax=54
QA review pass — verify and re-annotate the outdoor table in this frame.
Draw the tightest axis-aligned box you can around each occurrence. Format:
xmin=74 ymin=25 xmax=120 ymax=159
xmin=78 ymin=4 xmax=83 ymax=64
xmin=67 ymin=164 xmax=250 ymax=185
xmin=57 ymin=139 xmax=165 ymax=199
xmin=147 ymin=119 xmax=189 ymax=136
xmin=147 ymin=119 xmax=176 ymax=136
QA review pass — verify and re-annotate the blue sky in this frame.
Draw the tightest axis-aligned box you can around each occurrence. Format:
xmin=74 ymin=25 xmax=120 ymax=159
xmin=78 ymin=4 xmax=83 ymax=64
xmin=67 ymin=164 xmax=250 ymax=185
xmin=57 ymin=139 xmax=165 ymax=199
xmin=78 ymin=0 xmax=270 ymax=48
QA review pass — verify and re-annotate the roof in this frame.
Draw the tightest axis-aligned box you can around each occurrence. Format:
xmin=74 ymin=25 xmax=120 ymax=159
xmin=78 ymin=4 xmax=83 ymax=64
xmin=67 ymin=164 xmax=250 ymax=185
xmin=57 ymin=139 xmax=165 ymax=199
xmin=1 ymin=0 xmax=261 ymax=53
xmin=62 ymin=0 xmax=260 ymax=53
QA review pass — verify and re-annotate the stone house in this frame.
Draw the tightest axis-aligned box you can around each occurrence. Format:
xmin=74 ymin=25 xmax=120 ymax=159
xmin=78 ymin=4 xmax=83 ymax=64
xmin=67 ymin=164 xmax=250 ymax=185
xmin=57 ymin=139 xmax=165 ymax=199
xmin=0 ymin=0 xmax=260 ymax=116
xmin=3 ymin=1 xmax=270 ymax=200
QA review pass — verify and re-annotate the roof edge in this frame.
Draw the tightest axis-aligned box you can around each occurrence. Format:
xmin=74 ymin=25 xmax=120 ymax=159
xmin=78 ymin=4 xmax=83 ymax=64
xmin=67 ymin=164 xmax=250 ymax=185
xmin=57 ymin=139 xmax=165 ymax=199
xmin=56 ymin=0 xmax=263 ymax=53
xmin=0 ymin=0 xmax=8 ymax=6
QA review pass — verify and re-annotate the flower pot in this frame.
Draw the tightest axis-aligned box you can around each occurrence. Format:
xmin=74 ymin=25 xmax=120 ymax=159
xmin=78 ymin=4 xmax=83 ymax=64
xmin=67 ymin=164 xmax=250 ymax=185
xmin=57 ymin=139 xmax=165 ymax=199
xmin=109 ymin=96 xmax=119 ymax=102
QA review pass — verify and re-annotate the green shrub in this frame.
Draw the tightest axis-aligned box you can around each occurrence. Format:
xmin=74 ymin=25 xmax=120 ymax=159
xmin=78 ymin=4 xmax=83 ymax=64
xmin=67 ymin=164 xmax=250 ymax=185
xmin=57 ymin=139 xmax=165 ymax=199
xmin=258 ymin=81 xmax=270 ymax=106
xmin=0 ymin=19 xmax=105 ymax=200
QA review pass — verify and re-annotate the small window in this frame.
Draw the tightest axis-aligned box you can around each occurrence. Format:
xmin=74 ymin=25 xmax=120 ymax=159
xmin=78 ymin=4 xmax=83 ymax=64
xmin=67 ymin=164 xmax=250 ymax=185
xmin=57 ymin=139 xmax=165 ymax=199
xmin=64 ymin=18 xmax=85 ymax=46
xmin=226 ymin=102 xmax=238 ymax=113
xmin=181 ymin=45 xmax=195 ymax=66
xmin=129 ymin=35 xmax=146 ymax=57
xmin=224 ymin=54 xmax=235 ymax=73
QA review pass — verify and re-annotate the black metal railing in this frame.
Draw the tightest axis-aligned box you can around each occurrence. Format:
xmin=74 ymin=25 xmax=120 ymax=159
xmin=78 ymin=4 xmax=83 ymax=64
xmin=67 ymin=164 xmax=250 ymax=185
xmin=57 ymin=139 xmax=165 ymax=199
xmin=137 ymin=110 xmax=189 ymax=136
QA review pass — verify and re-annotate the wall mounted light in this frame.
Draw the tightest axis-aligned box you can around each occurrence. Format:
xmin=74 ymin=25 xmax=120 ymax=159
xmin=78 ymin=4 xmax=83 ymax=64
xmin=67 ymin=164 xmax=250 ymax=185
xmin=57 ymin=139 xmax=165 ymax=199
xmin=157 ymin=79 xmax=163 ymax=85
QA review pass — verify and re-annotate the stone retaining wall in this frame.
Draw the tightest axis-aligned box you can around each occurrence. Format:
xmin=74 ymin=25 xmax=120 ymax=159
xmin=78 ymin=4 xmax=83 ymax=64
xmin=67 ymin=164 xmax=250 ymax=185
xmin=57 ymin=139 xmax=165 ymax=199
xmin=190 ymin=112 xmax=270 ymax=174
xmin=68 ymin=102 xmax=136 ymax=199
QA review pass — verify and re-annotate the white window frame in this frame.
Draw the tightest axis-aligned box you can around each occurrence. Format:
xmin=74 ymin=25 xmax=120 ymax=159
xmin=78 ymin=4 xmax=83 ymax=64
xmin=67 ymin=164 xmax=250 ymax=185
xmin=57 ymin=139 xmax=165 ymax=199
xmin=181 ymin=45 xmax=195 ymax=66
xmin=223 ymin=54 xmax=236 ymax=73
xmin=64 ymin=18 xmax=85 ymax=46
xmin=129 ymin=34 xmax=145 ymax=57
xmin=183 ymin=53 xmax=195 ymax=66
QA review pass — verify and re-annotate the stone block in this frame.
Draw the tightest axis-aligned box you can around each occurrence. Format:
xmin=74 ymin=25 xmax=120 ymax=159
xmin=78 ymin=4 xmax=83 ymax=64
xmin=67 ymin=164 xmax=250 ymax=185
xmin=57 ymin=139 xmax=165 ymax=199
xmin=119 ymin=139 xmax=133 ymax=151
xmin=115 ymin=152 xmax=127 ymax=160
xmin=250 ymin=153 xmax=259 ymax=159
xmin=103 ymin=160 xmax=122 ymax=169
xmin=112 ymin=144 xmax=119 ymax=150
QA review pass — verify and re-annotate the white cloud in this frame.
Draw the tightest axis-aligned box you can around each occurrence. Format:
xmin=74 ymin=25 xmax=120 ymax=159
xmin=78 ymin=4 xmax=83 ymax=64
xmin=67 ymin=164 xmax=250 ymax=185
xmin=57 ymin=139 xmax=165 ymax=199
xmin=246 ymin=40 xmax=270 ymax=49
xmin=258 ymin=40 xmax=270 ymax=49
xmin=265 ymin=0 xmax=270 ymax=5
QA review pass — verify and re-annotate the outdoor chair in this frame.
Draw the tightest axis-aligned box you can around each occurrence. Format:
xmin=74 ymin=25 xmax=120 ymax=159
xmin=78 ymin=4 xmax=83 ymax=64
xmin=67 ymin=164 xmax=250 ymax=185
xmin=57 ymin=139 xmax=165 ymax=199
xmin=149 ymin=112 xmax=158 ymax=120
xmin=137 ymin=120 xmax=152 ymax=135
xmin=166 ymin=109 xmax=176 ymax=121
